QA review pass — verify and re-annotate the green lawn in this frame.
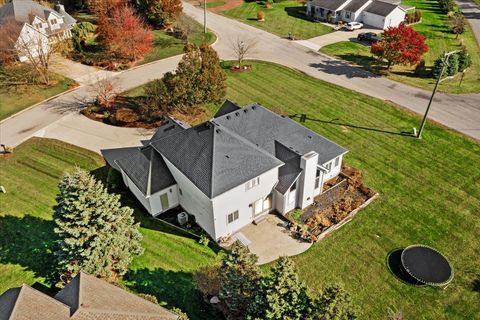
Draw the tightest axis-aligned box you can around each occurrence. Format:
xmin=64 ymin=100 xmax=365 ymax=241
xmin=320 ymin=0 xmax=480 ymax=93
xmin=222 ymin=1 xmax=333 ymax=39
xmin=0 ymin=138 xmax=222 ymax=320
xmin=2 ymin=61 xmax=480 ymax=319
xmin=0 ymin=75 xmax=75 ymax=121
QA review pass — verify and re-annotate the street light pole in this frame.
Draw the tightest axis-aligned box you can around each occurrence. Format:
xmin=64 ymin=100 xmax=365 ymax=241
xmin=203 ymin=0 xmax=207 ymax=34
xmin=417 ymin=50 xmax=458 ymax=139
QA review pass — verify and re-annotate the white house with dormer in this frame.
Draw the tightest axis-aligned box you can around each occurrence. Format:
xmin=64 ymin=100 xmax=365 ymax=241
xmin=103 ymin=101 xmax=348 ymax=242
xmin=0 ymin=0 xmax=76 ymax=61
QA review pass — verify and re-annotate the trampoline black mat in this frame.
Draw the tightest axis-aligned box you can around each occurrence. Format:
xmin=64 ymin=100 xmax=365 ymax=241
xmin=401 ymin=245 xmax=453 ymax=286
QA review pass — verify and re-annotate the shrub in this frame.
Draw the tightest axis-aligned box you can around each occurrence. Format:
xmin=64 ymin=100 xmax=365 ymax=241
xmin=193 ymin=265 xmax=221 ymax=298
xmin=431 ymin=56 xmax=444 ymax=79
xmin=446 ymin=53 xmax=459 ymax=76
xmin=414 ymin=59 xmax=426 ymax=75
xmin=458 ymin=49 xmax=472 ymax=72
xmin=198 ymin=234 xmax=210 ymax=246
xmin=438 ymin=0 xmax=454 ymax=13
xmin=257 ymin=11 xmax=265 ymax=21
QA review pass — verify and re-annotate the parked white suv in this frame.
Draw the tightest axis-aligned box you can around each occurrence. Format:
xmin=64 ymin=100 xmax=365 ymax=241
xmin=345 ymin=22 xmax=363 ymax=31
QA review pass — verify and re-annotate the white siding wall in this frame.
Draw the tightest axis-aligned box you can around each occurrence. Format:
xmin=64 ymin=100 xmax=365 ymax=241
xmin=122 ymin=171 xmax=152 ymax=213
xmin=162 ymin=157 xmax=216 ymax=239
xmin=16 ymin=25 xmax=49 ymax=61
xmin=322 ymin=154 xmax=344 ymax=182
xmin=384 ymin=8 xmax=406 ymax=28
xmin=149 ymin=185 xmax=179 ymax=215
xmin=212 ymin=167 xmax=279 ymax=240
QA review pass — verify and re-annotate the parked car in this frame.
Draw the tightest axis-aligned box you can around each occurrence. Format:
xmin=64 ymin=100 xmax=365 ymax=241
xmin=345 ymin=22 xmax=363 ymax=31
xmin=357 ymin=32 xmax=382 ymax=44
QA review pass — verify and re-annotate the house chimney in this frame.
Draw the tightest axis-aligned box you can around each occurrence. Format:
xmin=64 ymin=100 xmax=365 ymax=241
xmin=55 ymin=2 xmax=65 ymax=14
xmin=297 ymin=151 xmax=318 ymax=209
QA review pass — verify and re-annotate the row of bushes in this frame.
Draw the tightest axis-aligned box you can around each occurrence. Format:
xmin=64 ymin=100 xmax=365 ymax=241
xmin=431 ymin=49 xmax=472 ymax=78
xmin=438 ymin=0 xmax=455 ymax=14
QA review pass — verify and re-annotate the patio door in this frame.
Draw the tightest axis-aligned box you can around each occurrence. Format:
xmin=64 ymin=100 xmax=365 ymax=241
xmin=253 ymin=194 xmax=272 ymax=218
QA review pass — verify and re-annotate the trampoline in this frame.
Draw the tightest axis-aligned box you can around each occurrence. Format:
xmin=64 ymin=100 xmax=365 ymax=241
xmin=401 ymin=245 xmax=454 ymax=286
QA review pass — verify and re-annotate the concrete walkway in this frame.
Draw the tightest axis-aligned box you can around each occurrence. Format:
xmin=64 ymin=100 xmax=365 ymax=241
xmin=296 ymin=27 xmax=379 ymax=51
xmin=455 ymin=0 xmax=480 ymax=44
xmin=239 ymin=214 xmax=312 ymax=264
xmin=52 ymin=55 xmax=118 ymax=86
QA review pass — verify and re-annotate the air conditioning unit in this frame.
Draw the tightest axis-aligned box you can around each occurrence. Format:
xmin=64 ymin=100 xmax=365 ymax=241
xmin=177 ymin=212 xmax=188 ymax=226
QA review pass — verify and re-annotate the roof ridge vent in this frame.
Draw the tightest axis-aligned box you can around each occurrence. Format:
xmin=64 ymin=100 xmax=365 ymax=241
xmin=235 ymin=112 xmax=239 ymax=116
xmin=251 ymin=105 xmax=256 ymax=110
xmin=226 ymin=115 xmax=231 ymax=120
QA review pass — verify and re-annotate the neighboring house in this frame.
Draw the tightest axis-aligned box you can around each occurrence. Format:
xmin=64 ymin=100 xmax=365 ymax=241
xmin=103 ymin=101 xmax=348 ymax=242
xmin=306 ymin=0 xmax=409 ymax=29
xmin=0 ymin=0 xmax=76 ymax=61
xmin=0 ymin=272 xmax=178 ymax=320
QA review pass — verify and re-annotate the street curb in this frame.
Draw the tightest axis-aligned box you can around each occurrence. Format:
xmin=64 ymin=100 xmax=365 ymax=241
xmin=0 ymin=83 xmax=82 ymax=125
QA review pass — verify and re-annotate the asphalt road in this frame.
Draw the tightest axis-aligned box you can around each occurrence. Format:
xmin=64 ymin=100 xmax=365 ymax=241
xmin=456 ymin=0 xmax=480 ymax=44
xmin=1 ymin=3 xmax=479 ymax=147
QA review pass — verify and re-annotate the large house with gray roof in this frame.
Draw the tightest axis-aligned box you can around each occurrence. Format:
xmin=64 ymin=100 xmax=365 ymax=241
xmin=0 ymin=272 xmax=178 ymax=320
xmin=0 ymin=0 xmax=75 ymax=61
xmin=103 ymin=102 xmax=348 ymax=242
xmin=306 ymin=0 xmax=410 ymax=29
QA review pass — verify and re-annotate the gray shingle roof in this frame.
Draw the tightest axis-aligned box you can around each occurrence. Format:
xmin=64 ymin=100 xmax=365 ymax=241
xmin=214 ymin=100 xmax=241 ymax=118
xmin=114 ymin=146 xmax=175 ymax=196
xmin=364 ymin=1 xmax=400 ymax=16
xmin=343 ymin=0 xmax=371 ymax=12
xmin=214 ymin=104 xmax=347 ymax=166
xmin=150 ymin=117 xmax=190 ymax=142
xmin=309 ymin=0 xmax=350 ymax=11
xmin=151 ymin=121 xmax=283 ymax=198
xmin=274 ymin=141 xmax=303 ymax=194
xmin=0 ymin=0 xmax=76 ymax=34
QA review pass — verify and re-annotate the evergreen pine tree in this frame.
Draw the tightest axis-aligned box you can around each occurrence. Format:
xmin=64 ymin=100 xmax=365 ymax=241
xmin=247 ymin=257 xmax=311 ymax=320
xmin=446 ymin=53 xmax=459 ymax=76
xmin=310 ymin=285 xmax=357 ymax=320
xmin=431 ymin=56 xmax=444 ymax=79
xmin=219 ymin=243 xmax=261 ymax=314
xmin=458 ymin=49 xmax=472 ymax=72
xmin=54 ymin=168 xmax=143 ymax=284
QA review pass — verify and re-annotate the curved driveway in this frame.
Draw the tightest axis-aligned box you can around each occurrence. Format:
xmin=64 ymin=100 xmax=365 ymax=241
xmin=1 ymin=3 xmax=479 ymax=149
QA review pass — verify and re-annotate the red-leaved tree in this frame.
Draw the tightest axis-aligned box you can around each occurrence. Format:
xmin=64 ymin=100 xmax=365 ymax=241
xmin=371 ymin=23 xmax=428 ymax=70
xmin=97 ymin=5 xmax=153 ymax=61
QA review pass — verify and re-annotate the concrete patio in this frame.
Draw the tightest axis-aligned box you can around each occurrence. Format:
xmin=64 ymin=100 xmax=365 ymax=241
xmin=236 ymin=214 xmax=312 ymax=264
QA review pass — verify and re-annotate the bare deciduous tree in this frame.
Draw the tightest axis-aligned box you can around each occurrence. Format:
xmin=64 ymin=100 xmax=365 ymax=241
xmin=91 ymin=76 xmax=118 ymax=109
xmin=230 ymin=37 xmax=257 ymax=67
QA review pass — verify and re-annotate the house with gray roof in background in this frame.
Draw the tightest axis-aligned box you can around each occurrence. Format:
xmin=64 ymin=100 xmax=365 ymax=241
xmin=0 ymin=0 xmax=75 ymax=61
xmin=0 ymin=272 xmax=178 ymax=320
xmin=103 ymin=101 xmax=347 ymax=242
xmin=306 ymin=0 xmax=409 ymax=29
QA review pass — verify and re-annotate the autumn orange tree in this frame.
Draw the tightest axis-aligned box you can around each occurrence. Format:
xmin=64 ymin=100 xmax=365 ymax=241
xmin=137 ymin=0 xmax=183 ymax=28
xmin=97 ymin=5 xmax=153 ymax=61
xmin=371 ymin=23 xmax=428 ymax=70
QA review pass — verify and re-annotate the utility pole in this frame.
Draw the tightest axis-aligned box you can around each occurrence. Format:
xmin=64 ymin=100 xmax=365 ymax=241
xmin=417 ymin=50 xmax=459 ymax=139
xmin=203 ymin=0 xmax=207 ymax=34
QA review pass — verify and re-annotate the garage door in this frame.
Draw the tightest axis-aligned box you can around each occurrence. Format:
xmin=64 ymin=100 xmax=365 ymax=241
xmin=362 ymin=12 xmax=384 ymax=29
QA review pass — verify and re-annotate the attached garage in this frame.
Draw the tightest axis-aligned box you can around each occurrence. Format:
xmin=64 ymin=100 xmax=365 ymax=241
xmin=362 ymin=1 xmax=406 ymax=29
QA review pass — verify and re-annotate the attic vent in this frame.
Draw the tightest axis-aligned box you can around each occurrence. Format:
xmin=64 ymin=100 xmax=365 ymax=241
xmin=252 ymin=106 xmax=256 ymax=110
xmin=164 ymin=120 xmax=170 ymax=124
xmin=243 ymin=109 xmax=248 ymax=113
xmin=281 ymin=115 xmax=286 ymax=118
xmin=235 ymin=112 xmax=239 ymax=116
xmin=226 ymin=115 xmax=231 ymax=120
xmin=205 ymin=122 xmax=212 ymax=128
xmin=216 ymin=129 xmax=221 ymax=133
xmin=225 ymin=155 xmax=230 ymax=159
xmin=164 ymin=125 xmax=176 ymax=132
xmin=308 ymin=135 xmax=312 ymax=139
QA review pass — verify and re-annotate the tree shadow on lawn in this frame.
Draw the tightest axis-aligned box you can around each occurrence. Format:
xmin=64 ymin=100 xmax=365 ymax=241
xmin=284 ymin=6 xmax=312 ymax=21
xmin=0 ymin=214 xmax=58 ymax=287
xmin=125 ymin=268 xmax=224 ymax=320
xmin=386 ymin=248 xmax=425 ymax=286
xmin=309 ymin=59 xmax=381 ymax=79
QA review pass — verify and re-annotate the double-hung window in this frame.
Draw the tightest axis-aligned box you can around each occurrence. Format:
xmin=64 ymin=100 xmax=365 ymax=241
xmin=325 ymin=162 xmax=332 ymax=172
xmin=334 ymin=157 xmax=340 ymax=167
xmin=227 ymin=211 xmax=239 ymax=224
xmin=245 ymin=177 xmax=260 ymax=190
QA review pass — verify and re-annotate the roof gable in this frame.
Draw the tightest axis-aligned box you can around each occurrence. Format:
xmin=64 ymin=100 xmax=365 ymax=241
xmin=364 ymin=0 xmax=401 ymax=16
xmin=274 ymin=141 xmax=303 ymax=194
xmin=214 ymin=100 xmax=241 ymax=118
xmin=309 ymin=0 xmax=351 ymax=11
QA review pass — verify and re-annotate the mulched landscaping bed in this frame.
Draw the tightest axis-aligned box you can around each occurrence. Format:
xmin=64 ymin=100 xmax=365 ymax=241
xmin=285 ymin=166 xmax=377 ymax=240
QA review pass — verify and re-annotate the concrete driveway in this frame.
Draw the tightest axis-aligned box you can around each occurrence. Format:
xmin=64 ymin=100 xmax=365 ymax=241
xmin=52 ymin=55 xmax=118 ymax=86
xmin=35 ymin=112 xmax=155 ymax=154
xmin=296 ymin=27 xmax=380 ymax=51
